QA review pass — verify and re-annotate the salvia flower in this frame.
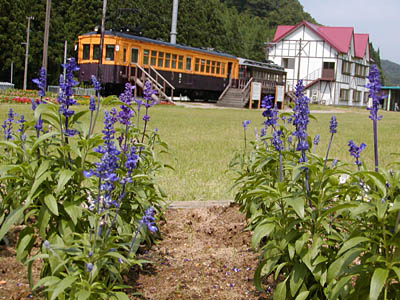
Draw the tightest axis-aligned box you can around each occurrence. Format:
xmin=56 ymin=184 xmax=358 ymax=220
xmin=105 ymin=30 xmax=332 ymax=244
xmin=143 ymin=114 xmax=150 ymax=122
xmin=348 ymin=140 xmax=366 ymax=166
xmin=366 ymin=65 xmax=383 ymax=122
xmin=242 ymin=120 xmax=250 ymax=129
xmin=143 ymin=81 xmax=157 ymax=102
xmin=43 ymin=240 xmax=50 ymax=249
xmin=57 ymin=58 xmax=79 ymax=122
xmin=271 ymin=130 xmax=283 ymax=151
xmin=313 ymin=134 xmax=320 ymax=145
xmin=91 ymin=75 xmax=101 ymax=92
xmin=16 ymin=114 xmax=26 ymax=133
xmin=32 ymin=67 xmax=46 ymax=98
xmin=261 ymin=95 xmax=278 ymax=128
xmin=329 ymin=115 xmax=337 ymax=134
xmin=2 ymin=108 xmax=17 ymax=140
xmin=86 ymin=262 xmax=93 ymax=272
xmin=89 ymin=96 xmax=96 ymax=111
xmin=140 ymin=207 xmax=158 ymax=233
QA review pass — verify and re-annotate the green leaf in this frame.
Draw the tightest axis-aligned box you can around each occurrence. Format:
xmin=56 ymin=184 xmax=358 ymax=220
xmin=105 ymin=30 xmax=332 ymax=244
xmin=64 ymin=202 xmax=81 ymax=225
xmin=16 ymin=232 xmax=33 ymax=262
xmin=44 ymin=194 xmax=58 ymax=216
xmin=328 ymin=248 xmax=363 ymax=282
xmin=0 ymin=206 xmax=24 ymax=241
xmin=290 ymin=263 xmax=307 ymax=297
xmin=76 ymin=290 xmax=91 ymax=300
xmin=337 ymin=237 xmax=369 ymax=257
xmin=369 ymin=268 xmax=389 ymax=300
xmin=273 ymin=280 xmax=287 ymax=300
xmin=50 ymin=276 xmax=77 ymax=300
xmin=38 ymin=206 xmax=51 ymax=239
xmin=112 ymin=292 xmax=130 ymax=300
xmin=274 ymin=262 xmax=288 ymax=280
xmin=31 ymin=132 xmax=58 ymax=152
xmin=56 ymin=169 xmax=75 ymax=195
xmin=33 ymin=276 xmax=60 ymax=291
xmin=251 ymin=222 xmax=275 ymax=249
xmin=295 ymin=291 xmax=309 ymax=300
xmin=329 ymin=275 xmax=353 ymax=300
xmin=288 ymin=197 xmax=304 ymax=218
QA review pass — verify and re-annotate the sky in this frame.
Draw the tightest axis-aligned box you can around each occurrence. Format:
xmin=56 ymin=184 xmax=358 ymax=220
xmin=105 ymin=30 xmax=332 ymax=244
xmin=299 ymin=0 xmax=400 ymax=64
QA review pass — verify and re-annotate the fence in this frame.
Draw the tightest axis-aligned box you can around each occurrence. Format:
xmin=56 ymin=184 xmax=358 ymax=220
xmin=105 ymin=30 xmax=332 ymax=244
xmin=0 ymin=82 xmax=15 ymax=90
xmin=48 ymin=86 xmax=96 ymax=96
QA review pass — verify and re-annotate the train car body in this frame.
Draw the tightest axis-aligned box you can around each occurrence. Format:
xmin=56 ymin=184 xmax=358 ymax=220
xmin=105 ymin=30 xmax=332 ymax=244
xmin=77 ymin=31 xmax=239 ymax=99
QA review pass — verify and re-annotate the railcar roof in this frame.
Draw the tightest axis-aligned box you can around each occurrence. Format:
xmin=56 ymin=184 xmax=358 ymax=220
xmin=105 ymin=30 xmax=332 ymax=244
xmin=81 ymin=31 xmax=237 ymax=59
xmin=238 ymin=58 xmax=285 ymax=72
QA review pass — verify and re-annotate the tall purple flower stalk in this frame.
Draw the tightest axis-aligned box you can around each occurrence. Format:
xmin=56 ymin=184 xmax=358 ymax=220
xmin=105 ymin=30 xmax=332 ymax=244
xmin=292 ymin=80 xmax=310 ymax=163
xmin=366 ymin=65 xmax=383 ymax=172
xmin=2 ymin=108 xmax=17 ymax=140
xmin=118 ymin=83 xmax=136 ymax=150
xmin=312 ymin=134 xmax=320 ymax=154
xmin=32 ymin=67 xmax=46 ymax=98
xmin=129 ymin=207 xmax=158 ymax=254
xmin=348 ymin=140 xmax=366 ymax=170
xmin=261 ymin=95 xmax=278 ymax=130
xmin=242 ymin=120 xmax=250 ymax=151
xmin=272 ymin=130 xmax=284 ymax=182
xmin=89 ymin=75 xmax=102 ymax=136
xmin=141 ymin=81 xmax=157 ymax=143
xmin=58 ymin=58 xmax=79 ymax=139
xmin=323 ymin=115 xmax=337 ymax=170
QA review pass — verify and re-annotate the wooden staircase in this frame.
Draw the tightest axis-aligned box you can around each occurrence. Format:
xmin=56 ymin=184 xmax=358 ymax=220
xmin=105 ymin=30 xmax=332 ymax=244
xmin=128 ymin=64 xmax=175 ymax=104
xmin=217 ymin=78 xmax=253 ymax=108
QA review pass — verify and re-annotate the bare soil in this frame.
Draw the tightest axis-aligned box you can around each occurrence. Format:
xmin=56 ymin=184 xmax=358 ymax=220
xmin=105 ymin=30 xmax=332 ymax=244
xmin=0 ymin=204 xmax=273 ymax=299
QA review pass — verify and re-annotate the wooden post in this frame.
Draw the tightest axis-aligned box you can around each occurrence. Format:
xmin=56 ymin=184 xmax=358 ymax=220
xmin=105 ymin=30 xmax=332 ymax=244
xmin=42 ymin=0 xmax=51 ymax=76
xmin=248 ymin=83 xmax=252 ymax=109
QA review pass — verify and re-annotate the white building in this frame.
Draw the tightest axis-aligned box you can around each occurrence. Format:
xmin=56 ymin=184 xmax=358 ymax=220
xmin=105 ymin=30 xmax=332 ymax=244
xmin=266 ymin=20 xmax=371 ymax=106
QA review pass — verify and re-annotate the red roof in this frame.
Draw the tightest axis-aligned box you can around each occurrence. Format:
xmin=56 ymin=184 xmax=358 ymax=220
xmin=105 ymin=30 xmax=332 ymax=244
xmin=272 ymin=20 xmax=369 ymax=57
xmin=354 ymin=33 xmax=369 ymax=58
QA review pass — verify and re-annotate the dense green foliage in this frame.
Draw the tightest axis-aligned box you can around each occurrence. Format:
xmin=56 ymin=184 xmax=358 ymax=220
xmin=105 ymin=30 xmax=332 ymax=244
xmin=1 ymin=0 xmax=316 ymax=89
xmin=381 ymin=59 xmax=400 ymax=86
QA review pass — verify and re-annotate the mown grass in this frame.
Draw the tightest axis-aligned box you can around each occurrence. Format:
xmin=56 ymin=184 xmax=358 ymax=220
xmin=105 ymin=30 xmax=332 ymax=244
xmin=1 ymin=103 xmax=400 ymax=202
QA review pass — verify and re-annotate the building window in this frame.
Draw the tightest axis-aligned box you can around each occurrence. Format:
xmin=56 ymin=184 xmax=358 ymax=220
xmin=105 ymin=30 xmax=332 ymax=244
xmin=221 ymin=63 xmax=225 ymax=75
xmin=195 ymin=58 xmax=200 ymax=72
xmin=186 ymin=56 xmax=192 ymax=71
xmin=105 ymin=45 xmax=115 ymax=61
xmin=211 ymin=61 xmax=216 ymax=74
xmin=165 ymin=53 xmax=170 ymax=68
xmin=83 ymin=44 xmax=90 ymax=60
xmin=178 ymin=55 xmax=184 ymax=69
xmin=172 ymin=54 xmax=177 ymax=69
xmin=131 ymin=48 xmax=138 ymax=64
xmin=355 ymin=64 xmax=366 ymax=77
xmin=93 ymin=45 xmax=100 ymax=60
xmin=158 ymin=52 xmax=164 ymax=67
xmin=216 ymin=62 xmax=220 ymax=74
xmin=123 ymin=48 xmax=127 ymax=63
xmin=353 ymin=90 xmax=361 ymax=102
xmin=364 ymin=91 xmax=369 ymax=103
xmin=342 ymin=61 xmax=352 ymax=74
xmin=143 ymin=49 xmax=149 ymax=65
xmin=282 ymin=57 xmax=295 ymax=69
xmin=200 ymin=59 xmax=205 ymax=72
xmin=323 ymin=62 xmax=335 ymax=69
xmin=150 ymin=51 xmax=157 ymax=66
xmin=340 ymin=89 xmax=349 ymax=101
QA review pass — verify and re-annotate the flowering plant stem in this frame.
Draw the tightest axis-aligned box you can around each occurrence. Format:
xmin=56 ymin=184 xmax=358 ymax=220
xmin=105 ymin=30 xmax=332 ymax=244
xmin=373 ymin=120 xmax=379 ymax=172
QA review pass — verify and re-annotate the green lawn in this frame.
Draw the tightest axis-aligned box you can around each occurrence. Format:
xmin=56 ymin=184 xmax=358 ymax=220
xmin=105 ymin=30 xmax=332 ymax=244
xmin=1 ymin=103 xmax=399 ymax=202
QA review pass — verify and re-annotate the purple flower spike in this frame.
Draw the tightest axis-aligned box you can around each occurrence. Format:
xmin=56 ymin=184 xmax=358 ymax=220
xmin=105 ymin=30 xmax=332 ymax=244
xmin=348 ymin=140 xmax=366 ymax=166
xmin=329 ymin=115 xmax=337 ymax=134
xmin=140 ymin=207 xmax=158 ymax=233
xmin=366 ymin=65 xmax=383 ymax=122
xmin=272 ymin=130 xmax=283 ymax=151
xmin=292 ymin=80 xmax=310 ymax=160
xmin=261 ymin=95 xmax=278 ymax=128
xmin=313 ymin=134 xmax=320 ymax=145
xmin=91 ymin=75 xmax=101 ymax=92
xmin=32 ymin=67 xmax=46 ymax=98
xmin=242 ymin=120 xmax=250 ymax=129
xmin=89 ymin=96 xmax=96 ymax=111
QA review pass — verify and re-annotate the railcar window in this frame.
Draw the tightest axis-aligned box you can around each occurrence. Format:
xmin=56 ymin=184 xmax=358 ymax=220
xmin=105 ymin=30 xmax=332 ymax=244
xmin=211 ymin=61 xmax=215 ymax=74
xmin=83 ymin=44 xmax=90 ymax=60
xmin=143 ymin=49 xmax=149 ymax=65
xmin=195 ymin=58 xmax=200 ymax=72
xmin=206 ymin=60 xmax=210 ymax=73
xmin=200 ymin=59 xmax=205 ymax=72
xmin=178 ymin=55 xmax=183 ymax=69
xmin=131 ymin=48 xmax=138 ymax=64
xmin=93 ymin=45 xmax=100 ymax=60
xmin=123 ymin=48 xmax=127 ymax=63
xmin=216 ymin=62 xmax=220 ymax=74
xmin=221 ymin=63 xmax=225 ymax=75
xmin=158 ymin=52 xmax=164 ymax=67
xmin=105 ymin=45 xmax=115 ymax=61
xmin=186 ymin=57 xmax=192 ymax=71
xmin=165 ymin=53 xmax=170 ymax=68
xmin=151 ymin=51 xmax=157 ymax=66
xmin=172 ymin=54 xmax=177 ymax=69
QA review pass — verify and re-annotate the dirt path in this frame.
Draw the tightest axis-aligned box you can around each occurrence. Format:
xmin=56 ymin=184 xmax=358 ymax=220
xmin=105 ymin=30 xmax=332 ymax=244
xmin=0 ymin=203 xmax=272 ymax=299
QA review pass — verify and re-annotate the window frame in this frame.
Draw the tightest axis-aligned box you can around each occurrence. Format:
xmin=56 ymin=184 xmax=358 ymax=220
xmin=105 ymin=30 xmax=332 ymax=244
xmin=131 ymin=48 xmax=139 ymax=64
xmin=105 ymin=45 xmax=115 ymax=61
xmin=82 ymin=44 xmax=90 ymax=60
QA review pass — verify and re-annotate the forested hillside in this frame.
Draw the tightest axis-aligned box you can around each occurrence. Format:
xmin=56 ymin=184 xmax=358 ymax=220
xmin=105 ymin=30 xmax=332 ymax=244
xmin=0 ymin=0 xmax=380 ymax=89
xmin=382 ymin=59 xmax=400 ymax=86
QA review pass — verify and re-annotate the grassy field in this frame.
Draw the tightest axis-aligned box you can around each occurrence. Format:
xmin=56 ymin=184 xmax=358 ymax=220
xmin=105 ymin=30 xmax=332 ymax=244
xmin=1 ymin=102 xmax=400 ymax=202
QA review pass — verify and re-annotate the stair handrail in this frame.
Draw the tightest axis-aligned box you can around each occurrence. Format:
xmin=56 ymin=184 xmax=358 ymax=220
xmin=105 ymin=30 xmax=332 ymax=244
xmin=218 ymin=77 xmax=232 ymax=101
xmin=133 ymin=64 xmax=174 ymax=103
xmin=149 ymin=65 xmax=175 ymax=91
xmin=302 ymin=68 xmax=322 ymax=83
xmin=241 ymin=77 xmax=254 ymax=105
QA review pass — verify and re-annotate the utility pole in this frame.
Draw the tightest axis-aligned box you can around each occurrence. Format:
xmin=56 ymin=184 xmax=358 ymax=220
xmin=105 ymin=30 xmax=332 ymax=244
xmin=10 ymin=62 xmax=13 ymax=84
xmin=42 ymin=0 xmax=51 ymax=81
xmin=23 ymin=16 xmax=34 ymax=90
xmin=170 ymin=0 xmax=178 ymax=44
xmin=63 ymin=40 xmax=67 ymax=79
xmin=98 ymin=0 xmax=107 ymax=82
